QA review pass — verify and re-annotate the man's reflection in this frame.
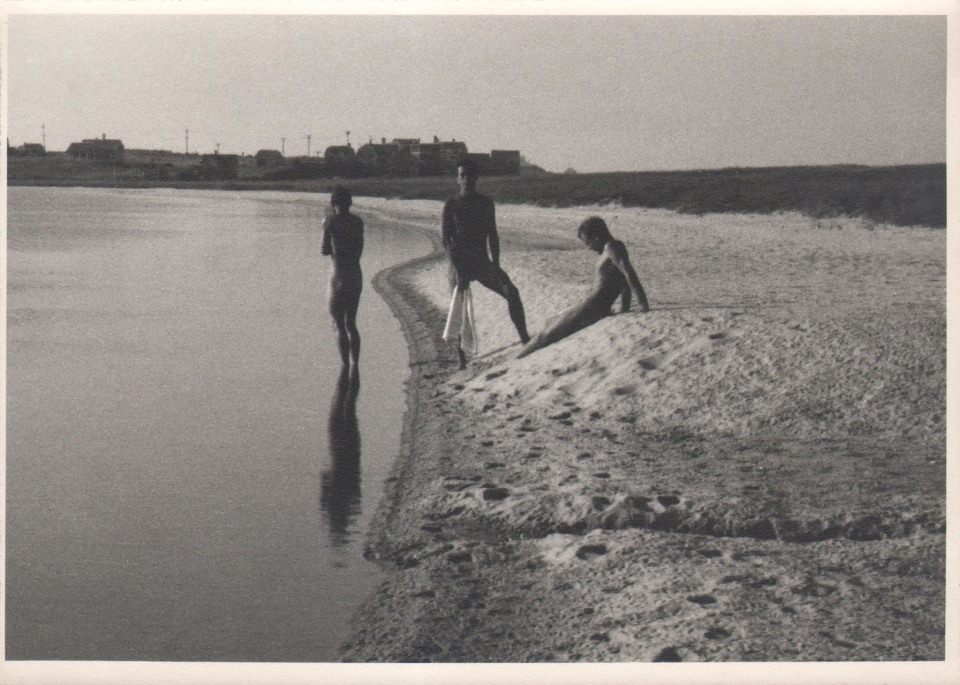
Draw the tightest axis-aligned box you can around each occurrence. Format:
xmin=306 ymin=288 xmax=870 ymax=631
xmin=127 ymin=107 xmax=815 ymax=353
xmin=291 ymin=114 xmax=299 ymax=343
xmin=320 ymin=367 xmax=361 ymax=546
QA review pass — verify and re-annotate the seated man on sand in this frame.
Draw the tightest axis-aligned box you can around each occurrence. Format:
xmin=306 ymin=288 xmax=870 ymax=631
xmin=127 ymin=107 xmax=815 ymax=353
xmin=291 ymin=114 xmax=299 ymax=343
xmin=517 ymin=216 xmax=649 ymax=358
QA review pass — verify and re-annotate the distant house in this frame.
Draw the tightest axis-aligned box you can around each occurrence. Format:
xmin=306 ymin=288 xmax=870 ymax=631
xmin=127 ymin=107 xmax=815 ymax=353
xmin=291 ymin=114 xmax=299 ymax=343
xmin=392 ymin=137 xmax=468 ymax=176
xmin=255 ymin=149 xmax=284 ymax=167
xmin=67 ymin=134 xmax=125 ymax=162
xmin=355 ymin=139 xmax=417 ymax=177
xmin=323 ymin=144 xmax=357 ymax=176
xmin=324 ymin=144 xmax=355 ymax=161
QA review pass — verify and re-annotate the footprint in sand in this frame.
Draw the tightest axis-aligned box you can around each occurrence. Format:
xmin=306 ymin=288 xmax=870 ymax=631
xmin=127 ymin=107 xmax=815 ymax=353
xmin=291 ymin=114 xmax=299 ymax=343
xmin=653 ymin=646 xmax=683 ymax=662
xmin=485 ymin=369 xmax=507 ymax=381
xmin=481 ymin=485 xmax=510 ymax=501
xmin=575 ymin=543 xmax=608 ymax=560
xmin=704 ymin=627 xmax=731 ymax=640
xmin=687 ymin=594 xmax=718 ymax=606
xmin=708 ymin=332 xmax=727 ymax=340
xmin=637 ymin=357 xmax=659 ymax=370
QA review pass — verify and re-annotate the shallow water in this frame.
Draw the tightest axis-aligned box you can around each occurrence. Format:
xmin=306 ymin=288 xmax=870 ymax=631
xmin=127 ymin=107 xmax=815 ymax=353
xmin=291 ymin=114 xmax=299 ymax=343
xmin=5 ymin=187 xmax=431 ymax=661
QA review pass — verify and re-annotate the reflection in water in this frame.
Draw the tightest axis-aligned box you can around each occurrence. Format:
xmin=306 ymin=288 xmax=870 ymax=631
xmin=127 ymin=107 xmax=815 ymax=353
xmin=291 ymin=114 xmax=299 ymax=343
xmin=321 ymin=367 xmax=362 ymax=546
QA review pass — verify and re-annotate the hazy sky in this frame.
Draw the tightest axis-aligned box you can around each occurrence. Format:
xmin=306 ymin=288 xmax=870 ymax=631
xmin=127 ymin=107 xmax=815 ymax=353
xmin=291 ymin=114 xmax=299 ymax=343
xmin=4 ymin=10 xmax=948 ymax=172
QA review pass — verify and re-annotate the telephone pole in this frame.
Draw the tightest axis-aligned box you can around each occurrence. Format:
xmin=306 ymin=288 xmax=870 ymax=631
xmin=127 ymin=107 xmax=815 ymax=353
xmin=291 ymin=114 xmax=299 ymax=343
xmin=185 ymin=129 xmax=189 ymax=154
xmin=281 ymin=137 xmax=285 ymax=156
xmin=42 ymin=124 xmax=46 ymax=149
xmin=307 ymin=134 xmax=311 ymax=157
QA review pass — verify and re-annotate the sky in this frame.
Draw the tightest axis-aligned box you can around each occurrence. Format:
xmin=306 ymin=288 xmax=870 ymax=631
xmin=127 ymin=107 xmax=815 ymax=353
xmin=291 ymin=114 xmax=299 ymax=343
xmin=2 ymin=5 xmax=950 ymax=173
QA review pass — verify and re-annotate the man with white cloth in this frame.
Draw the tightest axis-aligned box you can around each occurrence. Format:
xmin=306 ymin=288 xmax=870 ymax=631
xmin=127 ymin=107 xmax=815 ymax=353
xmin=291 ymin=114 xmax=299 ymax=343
xmin=441 ymin=158 xmax=530 ymax=369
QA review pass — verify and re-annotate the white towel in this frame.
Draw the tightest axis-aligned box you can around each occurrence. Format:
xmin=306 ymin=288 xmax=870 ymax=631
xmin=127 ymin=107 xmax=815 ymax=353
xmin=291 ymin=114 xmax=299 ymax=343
xmin=443 ymin=285 xmax=478 ymax=355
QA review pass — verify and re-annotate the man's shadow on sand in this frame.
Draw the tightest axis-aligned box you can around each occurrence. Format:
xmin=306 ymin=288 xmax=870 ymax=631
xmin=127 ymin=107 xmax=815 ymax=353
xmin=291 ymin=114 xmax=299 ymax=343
xmin=320 ymin=367 xmax=361 ymax=547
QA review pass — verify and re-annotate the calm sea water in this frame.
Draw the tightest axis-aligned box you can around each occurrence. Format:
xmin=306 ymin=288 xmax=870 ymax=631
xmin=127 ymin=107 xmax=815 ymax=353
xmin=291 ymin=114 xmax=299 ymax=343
xmin=6 ymin=187 xmax=431 ymax=661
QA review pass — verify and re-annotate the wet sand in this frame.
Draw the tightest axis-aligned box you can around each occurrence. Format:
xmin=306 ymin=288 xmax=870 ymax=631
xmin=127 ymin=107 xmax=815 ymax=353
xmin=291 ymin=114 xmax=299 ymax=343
xmin=344 ymin=199 xmax=945 ymax=662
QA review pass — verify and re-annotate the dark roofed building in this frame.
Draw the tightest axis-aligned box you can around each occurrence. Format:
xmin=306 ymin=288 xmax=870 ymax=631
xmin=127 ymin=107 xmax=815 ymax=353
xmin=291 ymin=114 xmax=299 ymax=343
xmin=255 ymin=149 xmax=284 ymax=167
xmin=395 ymin=138 xmax=468 ymax=176
xmin=67 ymin=135 xmax=125 ymax=162
xmin=323 ymin=144 xmax=357 ymax=177
xmin=355 ymin=140 xmax=417 ymax=176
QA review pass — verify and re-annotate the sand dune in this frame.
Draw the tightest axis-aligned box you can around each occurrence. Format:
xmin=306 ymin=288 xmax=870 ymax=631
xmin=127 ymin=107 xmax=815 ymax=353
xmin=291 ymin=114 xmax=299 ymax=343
xmin=343 ymin=198 xmax=945 ymax=662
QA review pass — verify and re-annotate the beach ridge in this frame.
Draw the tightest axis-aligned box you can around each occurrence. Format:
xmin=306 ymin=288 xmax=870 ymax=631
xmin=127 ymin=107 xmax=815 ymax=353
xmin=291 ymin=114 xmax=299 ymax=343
xmin=345 ymin=198 xmax=945 ymax=662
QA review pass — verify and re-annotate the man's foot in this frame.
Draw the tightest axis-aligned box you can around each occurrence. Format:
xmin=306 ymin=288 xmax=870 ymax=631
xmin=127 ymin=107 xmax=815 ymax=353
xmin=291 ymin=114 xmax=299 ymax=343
xmin=520 ymin=334 xmax=530 ymax=345
xmin=456 ymin=348 xmax=467 ymax=370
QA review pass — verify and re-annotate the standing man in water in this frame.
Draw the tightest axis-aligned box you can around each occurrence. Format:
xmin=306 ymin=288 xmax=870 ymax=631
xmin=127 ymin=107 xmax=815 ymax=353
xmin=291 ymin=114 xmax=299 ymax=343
xmin=321 ymin=185 xmax=364 ymax=369
xmin=442 ymin=158 xmax=529 ymax=368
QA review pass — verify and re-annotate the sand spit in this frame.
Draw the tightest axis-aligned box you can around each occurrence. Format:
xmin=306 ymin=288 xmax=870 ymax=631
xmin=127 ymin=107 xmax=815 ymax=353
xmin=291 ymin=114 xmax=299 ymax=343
xmin=346 ymin=199 xmax=945 ymax=662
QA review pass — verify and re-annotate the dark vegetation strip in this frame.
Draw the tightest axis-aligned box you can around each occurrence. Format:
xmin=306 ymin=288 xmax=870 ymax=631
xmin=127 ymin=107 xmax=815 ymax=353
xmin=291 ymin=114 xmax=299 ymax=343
xmin=9 ymin=161 xmax=945 ymax=228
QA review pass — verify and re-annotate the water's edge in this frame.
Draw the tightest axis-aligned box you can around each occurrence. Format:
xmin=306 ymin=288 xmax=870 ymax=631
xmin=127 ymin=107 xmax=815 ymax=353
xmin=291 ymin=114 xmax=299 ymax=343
xmin=364 ymin=221 xmax=446 ymax=555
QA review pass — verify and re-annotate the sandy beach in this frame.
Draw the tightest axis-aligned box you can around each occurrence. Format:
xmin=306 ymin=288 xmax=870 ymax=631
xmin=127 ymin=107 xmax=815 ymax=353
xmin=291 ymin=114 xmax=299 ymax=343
xmin=341 ymin=198 xmax=945 ymax=662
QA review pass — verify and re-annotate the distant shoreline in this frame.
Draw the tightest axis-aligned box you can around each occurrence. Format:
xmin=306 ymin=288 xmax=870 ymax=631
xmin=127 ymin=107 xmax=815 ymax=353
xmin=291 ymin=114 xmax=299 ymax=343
xmin=8 ymin=161 xmax=946 ymax=228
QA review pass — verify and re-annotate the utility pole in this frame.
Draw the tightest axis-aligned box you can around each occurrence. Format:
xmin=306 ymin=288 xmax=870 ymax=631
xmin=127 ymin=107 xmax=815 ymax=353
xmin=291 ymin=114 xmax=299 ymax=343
xmin=215 ymin=142 xmax=220 ymax=155
xmin=307 ymin=134 xmax=311 ymax=157
xmin=281 ymin=137 xmax=285 ymax=156
xmin=185 ymin=129 xmax=189 ymax=154
xmin=345 ymin=130 xmax=351 ymax=146
xmin=42 ymin=123 xmax=46 ymax=149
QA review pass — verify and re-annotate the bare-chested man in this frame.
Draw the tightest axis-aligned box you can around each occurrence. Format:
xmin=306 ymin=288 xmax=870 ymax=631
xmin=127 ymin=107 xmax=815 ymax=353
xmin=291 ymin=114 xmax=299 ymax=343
xmin=518 ymin=216 xmax=649 ymax=358
xmin=442 ymin=159 xmax=529 ymax=368
xmin=321 ymin=185 xmax=364 ymax=368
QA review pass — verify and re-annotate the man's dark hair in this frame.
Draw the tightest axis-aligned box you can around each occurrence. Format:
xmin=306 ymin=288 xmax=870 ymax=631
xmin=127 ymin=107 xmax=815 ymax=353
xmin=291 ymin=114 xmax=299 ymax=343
xmin=577 ymin=216 xmax=612 ymax=243
xmin=330 ymin=185 xmax=352 ymax=207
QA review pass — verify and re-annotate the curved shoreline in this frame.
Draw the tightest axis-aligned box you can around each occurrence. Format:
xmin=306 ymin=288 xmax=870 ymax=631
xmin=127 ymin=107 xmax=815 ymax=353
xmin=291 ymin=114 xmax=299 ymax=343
xmin=367 ymin=221 xmax=449 ymax=556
